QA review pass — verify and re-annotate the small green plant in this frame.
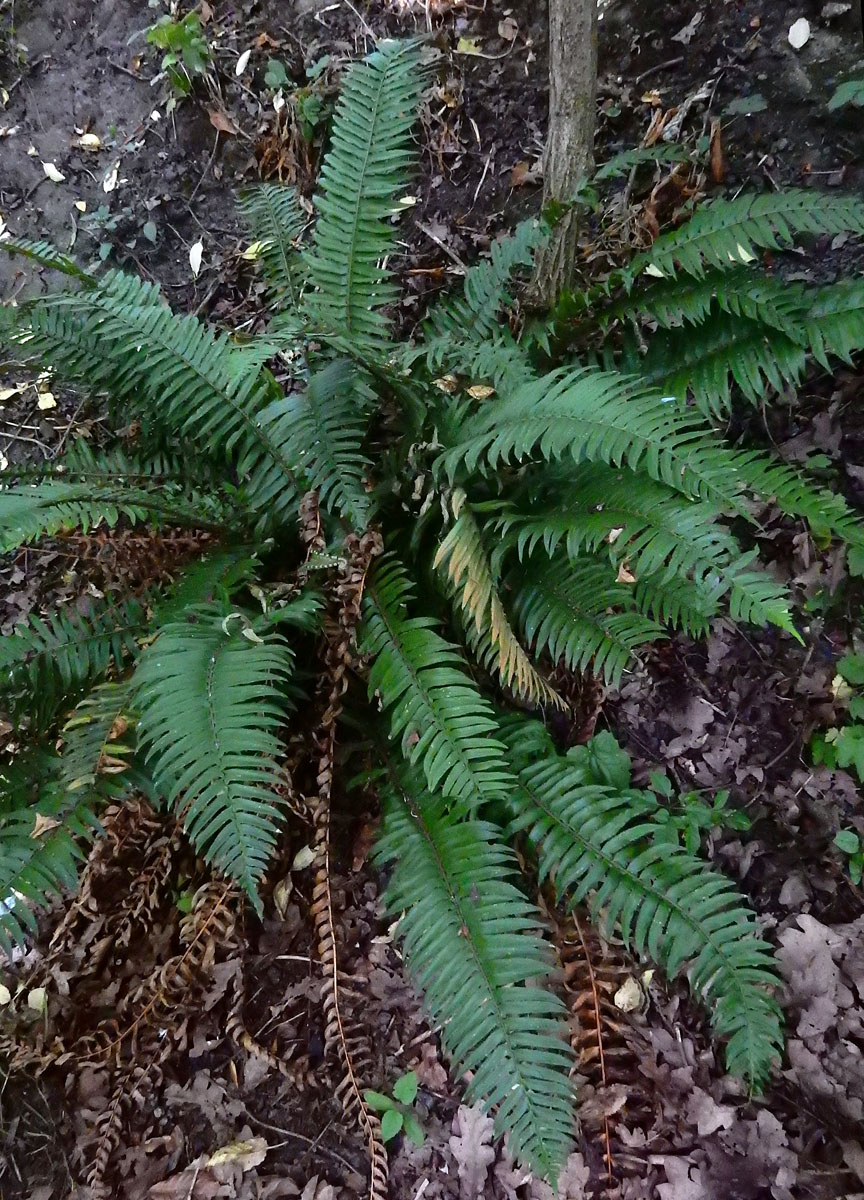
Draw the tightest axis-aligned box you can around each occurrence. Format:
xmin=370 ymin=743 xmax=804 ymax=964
xmin=146 ymin=12 xmax=211 ymax=96
xmin=5 ymin=35 xmax=864 ymax=1187
xmin=834 ymin=829 xmax=864 ymax=884
xmin=828 ymin=78 xmax=864 ymax=112
xmin=649 ymin=773 xmax=751 ymax=854
xmin=811 ymin=650 xmax=864 ymax=780
xmin=365 ymin=1071 xmax=425 ymax=1145
xmin=264 ymin=56 xmax=328 ymax=142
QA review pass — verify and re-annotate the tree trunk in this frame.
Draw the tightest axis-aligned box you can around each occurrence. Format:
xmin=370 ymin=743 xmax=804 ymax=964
xmin=531 ymin=0 xmax=599 ymax=306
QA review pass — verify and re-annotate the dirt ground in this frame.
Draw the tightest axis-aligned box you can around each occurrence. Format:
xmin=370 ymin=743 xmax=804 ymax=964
xmin=2 ymin=1 xmax=864 ymax=1198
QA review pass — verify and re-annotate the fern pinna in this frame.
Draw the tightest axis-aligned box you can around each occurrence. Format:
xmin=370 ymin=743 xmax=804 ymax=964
xmin=2 ymin=35 xmax=864 ymax=1188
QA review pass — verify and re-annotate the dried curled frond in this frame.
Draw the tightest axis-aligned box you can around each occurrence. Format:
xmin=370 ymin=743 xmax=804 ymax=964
xmin=309 ymin=517 xmax=388 ymax=1200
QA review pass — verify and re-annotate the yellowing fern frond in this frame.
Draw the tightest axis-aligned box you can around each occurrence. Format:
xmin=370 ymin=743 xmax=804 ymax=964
xmin=434 ymin=492 xmax=565 ymax=709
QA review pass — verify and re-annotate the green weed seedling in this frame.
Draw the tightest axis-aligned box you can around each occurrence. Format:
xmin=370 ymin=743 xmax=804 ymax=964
xmin=364 ymin=1071 xmax=425 ymax=1145
xmin=812 ymin=650 xmax=864 ymax=782
xmin=146 ymin=12 xmax=211 ymax=97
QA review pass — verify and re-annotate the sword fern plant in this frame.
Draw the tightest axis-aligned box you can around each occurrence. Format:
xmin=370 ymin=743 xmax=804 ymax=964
xmin=3 ymin=36 xmax=864 ymax=1183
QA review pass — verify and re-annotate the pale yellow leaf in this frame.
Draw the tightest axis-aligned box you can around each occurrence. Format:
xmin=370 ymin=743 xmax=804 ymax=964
xmin=26 ymin=987 xmax=47 ymax=1014
xmin=42 ymin=161 xmax=65 ymax=183
xmin=206 ymin=1137 xmax=268 ymax=1170
xmin=189 ymin=240 xmax=204 ymax=277
xmin=614 ymin=977 xmax=642 ymax=1012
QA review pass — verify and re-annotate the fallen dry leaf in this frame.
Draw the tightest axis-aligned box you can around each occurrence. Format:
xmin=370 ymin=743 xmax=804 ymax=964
xmin=449 ymin=1105 xmax=495 ymax=1199
xmin=42 ymin=161 xmax=65 ymax=183
xmin=788 ymin=17 xmax=811 ymax=50
xmin=709 ymin=117 xmax=726 ymax=184
xmin=208 ymin=107 xmax=239 ymax=136
xmin=31 ymin=812 xmax=61 ymax=838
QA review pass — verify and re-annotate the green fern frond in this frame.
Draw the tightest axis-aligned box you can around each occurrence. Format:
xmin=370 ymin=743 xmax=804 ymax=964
xmin=804 ymin=278 xmax=864 ymax=369
xmin=0 ymin=477 xmax=223 ymax=553
xmin=438 ymin=366 xmax=746 ymax=511
xmin=151 ymin=549 xmax=259 ymax=625
xmin=636 ymin=310 xmax=807 ymax=417
xmin=633 ymin=572 xmax=722 ymax=637
xmin=0 ymin=598 xmax=147 ymax=732
xmin=302 ymin=39 xmax=429 ymax=348
xmin=416 ymin=221 xmax=544 ymax=374
xmin=0 ymin=751 xmax=96 ymax=952
xmin=732 ymin=451 xmax=864 ymax=548
xmin=509 ymin=556 xmax=666 ymax=685
xmin=360 ymin=556 xmax=513 ymax=813
xmin=630 ymin=190 xmax=864 ymax=281
xmin=237 ymin=184 xmax=307 ymax=307
xmin=503 ymin=718 xmax=783 ymax=1088
xmin=376 ymin=761 xmax=574 ymax=1178
xmin=463 ymin=334 xmax=537 ymax=394
xmin=5 ymin=280 xmax=302 ymax=525
xmin=617 ymin=269 xmax=810 ymax=335
xmin=256 ymin=358 xmax=373 ymax=529
xmin=0 ymin=233 xmax=94 ymax=282
xmin=0 ymin=793 xmax=94 ymax=953
xmin=59 ymin=680 xmax=136 ymax=796
xmin=593 ymin=143 xmax=695 ymax=182
xmin=434 ymin=495 xmax=564 ymax=708
xmin=134 ymin=611 xmax=294 ymax=906
xmin=0 ymin=482 xmax=145 ymax=552
xmin=496 ymin=463 xmax=736 ymax=586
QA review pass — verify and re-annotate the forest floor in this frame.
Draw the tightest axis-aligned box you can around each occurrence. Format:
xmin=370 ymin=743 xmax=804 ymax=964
xmin=2 ymin=1 xmax=864 ymax=1198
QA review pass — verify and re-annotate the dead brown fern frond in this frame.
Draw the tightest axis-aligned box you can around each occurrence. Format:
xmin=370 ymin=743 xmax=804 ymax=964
xmin=303 ymin=499 xmax=388 ymax=1200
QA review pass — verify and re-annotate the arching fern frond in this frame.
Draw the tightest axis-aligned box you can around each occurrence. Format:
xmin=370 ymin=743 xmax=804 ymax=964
xmin=509 ymin=556 xmax=666 ymax=685
xmin=0 ymin=233 xmax=94 ymax=282
xmin=134 ymin=611 xmax=294 ymax=907
xmin=0 ymin=478 xmax=224 ymax=553
xmin=804 ymin=277 xmax=864 ymax=369
xmin=256 ymin=358 xmax=373 ymax=529
xmin=630 ymin=190 xmax=864 ymax=281
xmin=732 ymin=451 xmax=864 ymax=548
xmin=434 ymin=495 xmax=564 ymax=708
xmin=616 ymin=269 xmax=810 ymax=336
xmin=237 ymin=184 xmax=307 ymax=308
xmin=360 ymin=556 xmax=513 ymax=814
xmin=0 ymin=598 xmax=147 ymax=732
xmin=503 ymin=718 xmax=783 ymax=1088
xmin=0 ymin=772 xmax=95 ymax=953
xmin=593 ymin=143 xmax=695 ymax=182
xmin=59 ymin=679 xmax=136 ymax=797
xmin=633 ymin=572 xmax=722 ymax=637
xmin=375 ymin=760 xmax=574 ymax=1179
xmin=416 ymin=221 xmax=544 ymax=375
xmin=496 ymin=463 xmax=736 ymax=586
xmin=6 ymin=281 xmax=302 ymax=525
xmin=437 ymin=366 xmax=746 ymax=511
xmin=303 ymin=39 xmax=429 ymax=349
xmin=635 ymin=310 xmax=807 ymax=417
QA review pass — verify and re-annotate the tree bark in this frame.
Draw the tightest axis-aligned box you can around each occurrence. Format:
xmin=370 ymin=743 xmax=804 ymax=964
xmin=531 ymin=0 xmax=599 ymax=306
